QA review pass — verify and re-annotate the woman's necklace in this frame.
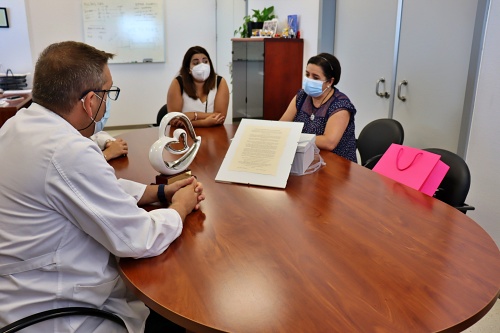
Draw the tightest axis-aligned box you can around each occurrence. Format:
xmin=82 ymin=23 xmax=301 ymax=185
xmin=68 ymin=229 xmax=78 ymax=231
xmin=204 ymin=91 xmax=209 ymax=113
xmin=310 ymin=89 xmax=333 ymax=121
xmin=196 ymin=87 xmax=209 ymax=113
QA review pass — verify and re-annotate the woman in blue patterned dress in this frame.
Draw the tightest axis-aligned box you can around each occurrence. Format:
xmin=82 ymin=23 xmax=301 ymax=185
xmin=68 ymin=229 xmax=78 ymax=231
xmin=280 ymin=53 xmax=357 ymax=162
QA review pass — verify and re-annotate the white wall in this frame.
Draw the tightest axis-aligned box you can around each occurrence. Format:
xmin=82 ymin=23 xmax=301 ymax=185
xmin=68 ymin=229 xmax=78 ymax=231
xmin=2 ymin=0 xmax=217 ymax=127
xmin=1 ymin=0 xmax=320 ymax=126
xmin=248 ymin=0 xmax=320 ymax=70
xmin=465 ymin=0 xmax=500 ymax=246
xmin=216 ymin=0 xmax=247 ymax=122
xmin=0 ymin=0 xmax=32 ymax=75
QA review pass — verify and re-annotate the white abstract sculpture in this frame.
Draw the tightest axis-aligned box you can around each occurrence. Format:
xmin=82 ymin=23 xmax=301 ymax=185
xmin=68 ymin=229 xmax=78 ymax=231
xmin=149 ymin=112 xmax=201 ymax=175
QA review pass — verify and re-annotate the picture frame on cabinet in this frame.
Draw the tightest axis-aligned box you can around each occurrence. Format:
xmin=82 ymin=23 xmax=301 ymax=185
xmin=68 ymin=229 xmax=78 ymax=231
xmin=262 ymin=20 xmax=278 ymax=38
xmin=288 ymin=15 xmax=298 ymax=37
xmin=0 ymin=8 xmax=9 ymax=28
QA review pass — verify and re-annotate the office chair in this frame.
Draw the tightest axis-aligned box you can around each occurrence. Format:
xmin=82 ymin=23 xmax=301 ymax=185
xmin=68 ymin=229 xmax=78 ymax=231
xmin=155 ymin=104 xmax=168 ymax=127
xmin=0 ymin=307 xmax=127 ymax=333
xmin=357 ymin=118 xmax=404 ymax=169
xmin=423 ymin=148 xmax=475 ymax=214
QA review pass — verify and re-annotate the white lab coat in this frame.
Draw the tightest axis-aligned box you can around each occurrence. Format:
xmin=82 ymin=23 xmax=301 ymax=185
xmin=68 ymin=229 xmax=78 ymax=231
xmin=90 ymin=130 xmax=116 ymax=150
xmin=0 ymin=103 xmax=183 ymax=332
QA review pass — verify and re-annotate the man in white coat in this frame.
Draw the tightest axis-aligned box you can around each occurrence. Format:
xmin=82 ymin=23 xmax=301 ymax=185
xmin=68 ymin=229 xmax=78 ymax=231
xmin=0 ymin=41 xmax=204 ymax=332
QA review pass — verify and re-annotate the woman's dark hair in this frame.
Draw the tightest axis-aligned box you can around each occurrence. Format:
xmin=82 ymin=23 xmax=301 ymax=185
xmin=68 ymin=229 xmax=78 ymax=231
xmin=307 ymin=53 xmax=341 ymax=86
xmin=179 ymin=46 xmax=216 ymax=99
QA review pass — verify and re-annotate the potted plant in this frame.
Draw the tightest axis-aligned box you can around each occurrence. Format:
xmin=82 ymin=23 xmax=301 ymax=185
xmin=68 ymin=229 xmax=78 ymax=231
xmin=234 ymin=6 xmax=276 ymax=38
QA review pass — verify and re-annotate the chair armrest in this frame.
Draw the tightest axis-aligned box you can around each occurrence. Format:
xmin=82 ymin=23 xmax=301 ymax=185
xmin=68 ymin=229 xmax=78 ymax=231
xmin=363 ymin=154 xmax=383 ymax=170
xmin=455 ymin=204 xmax=475 ymax=214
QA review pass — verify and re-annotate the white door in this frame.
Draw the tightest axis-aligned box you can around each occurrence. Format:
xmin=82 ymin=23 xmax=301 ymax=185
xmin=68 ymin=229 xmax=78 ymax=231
xmin=334 ymin=0 xmax=478 ymax=153
xmin=393 ymin=0 xmax=478 ymax=152
xmin=334 ymin=0 xmax=399 ymax=136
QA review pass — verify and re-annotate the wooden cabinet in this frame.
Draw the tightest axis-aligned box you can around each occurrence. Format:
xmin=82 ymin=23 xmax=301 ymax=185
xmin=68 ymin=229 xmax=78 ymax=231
xmin=334 ymin=0 xmax=482 ymax=153
xmin=232 ymin=38 xmax=303 ymax=121
xmin=0 ymin=93 xmax=32 ymax=127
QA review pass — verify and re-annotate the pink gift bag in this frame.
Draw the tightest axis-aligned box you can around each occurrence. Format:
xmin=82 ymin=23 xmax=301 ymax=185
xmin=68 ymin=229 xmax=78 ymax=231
xmin=372 ymin=144 xmax=450 ymax=196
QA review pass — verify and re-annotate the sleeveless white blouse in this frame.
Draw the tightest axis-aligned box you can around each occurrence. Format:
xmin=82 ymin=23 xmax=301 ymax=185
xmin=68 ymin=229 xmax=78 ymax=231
xmin=181 ymin=84 xmax=218 ymax=114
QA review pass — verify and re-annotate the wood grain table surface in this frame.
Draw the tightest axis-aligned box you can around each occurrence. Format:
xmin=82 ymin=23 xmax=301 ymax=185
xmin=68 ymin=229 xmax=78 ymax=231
xmin=111 ymin=125 xmax=500 ymax=333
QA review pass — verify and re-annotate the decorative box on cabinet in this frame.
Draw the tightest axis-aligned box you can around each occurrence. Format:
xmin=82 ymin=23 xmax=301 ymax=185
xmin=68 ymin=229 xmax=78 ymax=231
xmin=232 ymin=38 xmax=304 ymax=121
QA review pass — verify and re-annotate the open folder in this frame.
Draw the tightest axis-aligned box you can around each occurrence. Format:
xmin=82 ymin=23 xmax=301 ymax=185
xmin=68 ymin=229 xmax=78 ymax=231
xmin=215 ymin=119 xmax=303 ymax=188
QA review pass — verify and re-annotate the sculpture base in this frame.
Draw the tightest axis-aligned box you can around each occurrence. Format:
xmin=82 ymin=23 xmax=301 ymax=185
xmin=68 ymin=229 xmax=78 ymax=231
xmin=155 ymin=169 xmax=192 ymax=185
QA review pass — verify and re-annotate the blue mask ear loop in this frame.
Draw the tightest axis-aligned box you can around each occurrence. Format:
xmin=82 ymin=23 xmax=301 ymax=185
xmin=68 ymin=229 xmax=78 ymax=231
xmin=78 ymin=93 xmax=105 ymax=132
xmin=321 ymin=77 xmax=334 ymax=98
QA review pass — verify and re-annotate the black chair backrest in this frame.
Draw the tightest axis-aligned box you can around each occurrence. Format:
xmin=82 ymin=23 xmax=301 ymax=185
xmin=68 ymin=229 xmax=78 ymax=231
xmin=423 ymin=148 xmax=471 ymax=208
xmin=357 ymin=118 xmax=404 ymax=166
xmin=156 ymin=104 xmax=168 ymax=127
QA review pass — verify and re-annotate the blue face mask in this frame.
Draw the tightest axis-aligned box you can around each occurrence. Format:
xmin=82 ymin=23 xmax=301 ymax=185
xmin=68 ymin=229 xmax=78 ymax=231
xmin=302 ymin=77 xmax=328 ymax=97
xmin=93 ymin=96 xmax=111 ymax=134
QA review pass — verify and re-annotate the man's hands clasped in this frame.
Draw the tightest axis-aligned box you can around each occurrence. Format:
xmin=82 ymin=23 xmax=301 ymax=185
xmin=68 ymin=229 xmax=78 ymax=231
xmin=167 ymin=176 xmax=205 ymax=220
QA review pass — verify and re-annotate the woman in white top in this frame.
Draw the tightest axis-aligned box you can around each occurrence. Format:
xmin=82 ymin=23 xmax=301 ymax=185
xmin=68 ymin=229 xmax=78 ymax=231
xmin=167 ymin=46 xmax=229 ymax=127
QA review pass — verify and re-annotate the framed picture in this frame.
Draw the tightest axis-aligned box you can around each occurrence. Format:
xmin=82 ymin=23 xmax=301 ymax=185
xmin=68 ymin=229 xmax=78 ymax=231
xmin=288 ymin=15 xmax=298 ymax=35
xmin=262 ymin=20 xmax=278 ymax=38
xmin=0 ymin=8 xmax=9 ymax=28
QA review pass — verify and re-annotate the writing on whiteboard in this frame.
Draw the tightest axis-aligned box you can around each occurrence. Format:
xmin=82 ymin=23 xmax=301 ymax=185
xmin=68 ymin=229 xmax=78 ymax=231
xmin=82 ymin=0 xmax=165 ymax=63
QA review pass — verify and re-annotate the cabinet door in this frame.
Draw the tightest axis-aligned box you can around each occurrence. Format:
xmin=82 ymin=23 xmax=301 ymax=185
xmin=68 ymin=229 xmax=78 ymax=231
xmin=232 ymin=41 xmax=264 ymax=120
xmin=393 ymin=0 xmax=478 ymax=152
xmin=334 ymin=0 xmax=399 ymax=135
xmin=263 ymin=39 xmax=304 ymax=120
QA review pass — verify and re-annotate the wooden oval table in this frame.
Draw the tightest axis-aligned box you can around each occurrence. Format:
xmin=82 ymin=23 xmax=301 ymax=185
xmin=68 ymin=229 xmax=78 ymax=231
xmin=111 ymin=125 xmax=500 ymax=333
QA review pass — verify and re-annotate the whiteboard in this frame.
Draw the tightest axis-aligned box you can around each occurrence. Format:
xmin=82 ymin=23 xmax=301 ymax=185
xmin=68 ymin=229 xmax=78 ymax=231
xmin=82 ymin=0 xmax=165 ymax=64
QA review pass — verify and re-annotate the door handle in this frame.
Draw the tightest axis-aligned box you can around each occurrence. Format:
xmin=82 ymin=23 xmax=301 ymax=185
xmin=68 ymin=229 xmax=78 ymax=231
xmin=376 ymin=78 xmax=390 ymax=98
xmin=397 ymin=80 xmax=408 ymax=101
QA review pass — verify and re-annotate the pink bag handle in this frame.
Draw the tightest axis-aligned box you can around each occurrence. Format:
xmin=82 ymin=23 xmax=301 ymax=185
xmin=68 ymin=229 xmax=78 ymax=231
xmin=396 ymin=148 xmax=422 ymax=171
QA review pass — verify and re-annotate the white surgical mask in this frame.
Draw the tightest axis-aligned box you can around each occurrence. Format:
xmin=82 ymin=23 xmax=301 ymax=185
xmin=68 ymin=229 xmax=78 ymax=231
xmin=191 ymin=63 xmax=211 ymax=81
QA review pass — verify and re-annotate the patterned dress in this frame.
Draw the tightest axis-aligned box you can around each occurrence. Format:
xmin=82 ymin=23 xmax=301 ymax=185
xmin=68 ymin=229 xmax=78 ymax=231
xmin=294 ymin=88 xmax=357 ymax=162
